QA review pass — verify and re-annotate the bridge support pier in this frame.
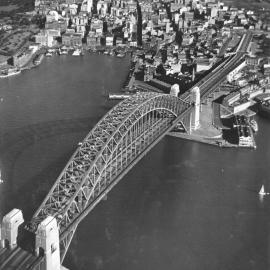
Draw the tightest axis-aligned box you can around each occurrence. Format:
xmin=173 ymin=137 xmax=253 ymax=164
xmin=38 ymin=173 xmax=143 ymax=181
xmin=190 ymin=86 xmax=200 ymax=132
xmin=35 ymin=216 xmax=61 ymax=270
xmin=0 ymin=208 xmax=24 ymax=249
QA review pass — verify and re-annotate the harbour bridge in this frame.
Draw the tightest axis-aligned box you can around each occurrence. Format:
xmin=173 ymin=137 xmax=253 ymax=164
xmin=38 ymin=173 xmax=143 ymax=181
xmin=0 ymin=31 xmax=252 ymax=270
xmin=28 ymin=92 xmax=193 ymax=260
xmin=0 ymin=92 xmax=194 ymax=270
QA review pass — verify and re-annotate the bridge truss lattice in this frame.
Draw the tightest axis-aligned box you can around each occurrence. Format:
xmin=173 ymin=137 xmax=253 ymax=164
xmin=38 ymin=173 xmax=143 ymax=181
xmin=27 ymin=92 xmax=191 ymax=261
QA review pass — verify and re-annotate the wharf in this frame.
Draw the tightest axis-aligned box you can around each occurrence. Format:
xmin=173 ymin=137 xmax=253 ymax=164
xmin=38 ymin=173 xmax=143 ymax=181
xmin=169 ymin=131 xmax=224 ymax=147
xmin=21 ymin=48 xmax=46 ymax=71
xmin=169 ymin=131 xmax=256 ymax=149
xmin=169 ymin=90 xmax=256 ymax=149
xmin=122 ymin=60 xmax=138 ymax=91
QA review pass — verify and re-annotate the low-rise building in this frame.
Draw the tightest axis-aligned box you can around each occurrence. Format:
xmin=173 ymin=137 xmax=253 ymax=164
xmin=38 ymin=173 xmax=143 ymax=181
xmin=87 ymin=34 xmax=101 ymax=47
xmin=62 ymin=33 xmax=82 ymax=47
xmin=106 ymin=35 xmax=114 ymax=46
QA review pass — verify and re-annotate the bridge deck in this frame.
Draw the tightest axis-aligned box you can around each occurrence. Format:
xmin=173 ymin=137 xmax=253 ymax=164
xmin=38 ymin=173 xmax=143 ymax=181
xmin=0 ymin=246 xmax=41 ymax=270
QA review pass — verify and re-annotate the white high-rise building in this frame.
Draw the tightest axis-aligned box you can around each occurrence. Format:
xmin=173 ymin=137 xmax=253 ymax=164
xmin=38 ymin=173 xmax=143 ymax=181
xmin=81 ymin=0 xmax=93 ymax=13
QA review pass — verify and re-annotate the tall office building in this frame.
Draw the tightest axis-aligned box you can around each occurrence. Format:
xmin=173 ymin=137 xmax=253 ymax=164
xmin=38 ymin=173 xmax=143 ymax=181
xmin=81 ymin=0 xmax=93 ymax=13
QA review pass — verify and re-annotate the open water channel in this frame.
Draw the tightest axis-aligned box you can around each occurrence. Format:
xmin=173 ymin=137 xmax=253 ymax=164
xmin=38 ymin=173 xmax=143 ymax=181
xmin=0 ymin=54 xmax=270 ymax=270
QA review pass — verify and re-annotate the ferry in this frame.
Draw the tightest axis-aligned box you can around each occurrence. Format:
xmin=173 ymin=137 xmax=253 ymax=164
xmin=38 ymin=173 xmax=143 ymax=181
xmin=72 ymin=48 xmax=82 ymax=56
xmin=0 ymin=68 xmax=21 ymax=78
xmin=250 ymin=119 xmax=258 ymax=132
xmin=108 ymin=93 xmax=133 ymax=100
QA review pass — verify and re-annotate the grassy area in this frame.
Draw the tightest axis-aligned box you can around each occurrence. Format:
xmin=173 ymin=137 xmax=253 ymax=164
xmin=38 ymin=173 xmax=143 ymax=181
xmin=0 ymin=0 xmax=33 ymax=7
xmin=223 ymin=0 xmax=270 ymax=24
xmin=223 ymin=0 xmax=270 ymax=9
xmin=0 ymin=29 xmax=32 ymax=55
xmin=0 ymin=0 xmax=34 ymax=17
xmin=0 ymin=5 xmax=18 ymax=12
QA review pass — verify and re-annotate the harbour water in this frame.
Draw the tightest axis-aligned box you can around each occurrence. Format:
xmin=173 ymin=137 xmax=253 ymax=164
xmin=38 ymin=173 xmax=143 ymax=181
xmin=0 ymin=54 xmax=270 ymax=270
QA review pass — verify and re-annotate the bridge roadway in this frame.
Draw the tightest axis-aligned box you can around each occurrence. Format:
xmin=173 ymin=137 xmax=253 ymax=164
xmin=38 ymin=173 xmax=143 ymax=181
xmin=181 ymin=31 xmax=252 ymax=102
xmin=0 ymin=31 xmax=253 ymax=270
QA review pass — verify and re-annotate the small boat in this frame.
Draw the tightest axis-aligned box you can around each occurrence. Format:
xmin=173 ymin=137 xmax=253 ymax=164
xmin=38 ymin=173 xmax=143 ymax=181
xmin=259 ymin=185 xmax=269 ymax=196
xmin=117 ymin=53 xmax=125 ymax=58
xmin=47 ymin=48 xmax=56 ymax=53
xmin=0 ymin=170 xmax=3 ymax=184
xmin=59 ymin=48 xmax=68 ymax=55
xmin=250 ymin=119 xmax=258 ymax=132
xmin=72 ymin=48 xmax=82 ymax=56
xmin=45 ymin=52 xmax=53 ymax=57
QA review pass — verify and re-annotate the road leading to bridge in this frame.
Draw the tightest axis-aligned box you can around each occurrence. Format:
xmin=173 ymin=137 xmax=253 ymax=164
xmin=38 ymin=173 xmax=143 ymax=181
xmin=181 ymin=31 xmax=252 ymax=102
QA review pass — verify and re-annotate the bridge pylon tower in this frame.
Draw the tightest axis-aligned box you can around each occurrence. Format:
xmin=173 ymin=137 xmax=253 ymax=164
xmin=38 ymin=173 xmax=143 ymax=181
xmin=1 ymin=209 xmax=24 ymax=249
xmin=35 ymin=216 xmax=61 ymax=270
xmin=189 ymin=86 xmax=200 ymax=132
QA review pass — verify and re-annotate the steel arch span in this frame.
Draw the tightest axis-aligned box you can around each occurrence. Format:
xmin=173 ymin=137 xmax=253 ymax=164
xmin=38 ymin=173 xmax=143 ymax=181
xmin=26 ymin=92 xmax=192 ymax=261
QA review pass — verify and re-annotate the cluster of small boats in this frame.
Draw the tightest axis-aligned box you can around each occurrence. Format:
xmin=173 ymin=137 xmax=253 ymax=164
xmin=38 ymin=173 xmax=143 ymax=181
xmin=45 ymin=47 xmax=126 ymax=58
xmin=97 ymin=49 xmax=125 ymax=58
xmin=45 ymin=47 xmax=84 ymax=57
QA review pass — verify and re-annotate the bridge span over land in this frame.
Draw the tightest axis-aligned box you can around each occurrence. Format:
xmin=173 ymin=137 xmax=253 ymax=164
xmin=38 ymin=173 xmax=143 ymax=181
xmin=0 ymin=31 xmax=252 ymax=270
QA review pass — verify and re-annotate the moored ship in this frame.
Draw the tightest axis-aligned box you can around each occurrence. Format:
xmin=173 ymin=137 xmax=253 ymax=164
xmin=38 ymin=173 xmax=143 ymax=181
xmin=108 ymin=93 xmax=133 ymax=100
xmin=250 ymin=119 xmax=258 ymax=132
xmin=258 ymin=100 xmax=270 ymax=118
xmin=59 ymin=48 xmax=68 ymax=55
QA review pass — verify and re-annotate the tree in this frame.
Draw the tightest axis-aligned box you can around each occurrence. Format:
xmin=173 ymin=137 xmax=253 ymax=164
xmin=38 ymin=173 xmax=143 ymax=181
xmin=175 ymin=29 xmax=183 ymax=46
xmin=156 ymin=64 xmax=166 ymax=76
